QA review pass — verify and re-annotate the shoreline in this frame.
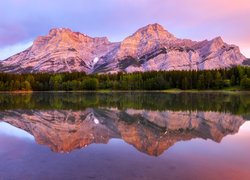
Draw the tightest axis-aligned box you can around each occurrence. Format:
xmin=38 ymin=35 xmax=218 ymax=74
xmin=0 ymin=89 xmax=249 ymax=94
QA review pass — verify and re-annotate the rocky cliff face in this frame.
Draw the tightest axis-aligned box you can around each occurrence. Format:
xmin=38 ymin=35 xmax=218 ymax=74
xmin=0 ymin=28 xmax=119 ymax=73
xmin=0 ymin=24 xmax=246 ymax=73
xmin=0 ymin=108 xmax=245 ymax=156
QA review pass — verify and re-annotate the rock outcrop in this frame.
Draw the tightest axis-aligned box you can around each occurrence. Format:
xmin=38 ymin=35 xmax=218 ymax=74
xmin=0 ymin=24 xmax=246 ymax=73
xmin=243 ymin=58 xmax=250 ymax=66
xmin=0 ymin=108 xmax=245 ymax=156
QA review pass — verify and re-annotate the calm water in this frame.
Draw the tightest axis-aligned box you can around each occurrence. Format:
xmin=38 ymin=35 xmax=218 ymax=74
xmin=0 ymin=92 xmax=250 ymax=180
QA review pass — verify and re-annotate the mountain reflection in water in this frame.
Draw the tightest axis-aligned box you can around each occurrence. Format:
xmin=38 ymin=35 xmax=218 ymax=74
xmin=1 ymin=92 xmax=250 ymax=180
xmin=0 ymin=108 xmax=245 ymax=156
xmin=0 ymin=92 xmax=249 ymax=156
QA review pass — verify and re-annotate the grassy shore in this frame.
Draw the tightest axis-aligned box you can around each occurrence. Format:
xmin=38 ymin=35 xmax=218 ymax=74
xmin=0 ymin=88 xmax=249 ymax=94
xmin=161 ymin=86 xmax=250 ymax=94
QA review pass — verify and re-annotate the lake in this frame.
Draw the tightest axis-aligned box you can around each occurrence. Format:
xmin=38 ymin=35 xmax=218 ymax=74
xmin=0 ymin=92 xmax=250 ymax=180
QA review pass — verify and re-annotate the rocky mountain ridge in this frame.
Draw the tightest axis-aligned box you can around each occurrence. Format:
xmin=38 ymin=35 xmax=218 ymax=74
xmin=0 ymin=24 xmax=247 ymax=73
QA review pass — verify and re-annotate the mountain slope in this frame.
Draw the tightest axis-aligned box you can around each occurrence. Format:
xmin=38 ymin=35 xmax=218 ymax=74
xmin=0 ymin=28 xmax=119 ymax=73
xmin=0 ymin=24 xmax=247 ymax=74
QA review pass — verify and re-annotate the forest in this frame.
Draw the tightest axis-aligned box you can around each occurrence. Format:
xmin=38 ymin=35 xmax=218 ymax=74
xmin=0 ymin=66 xmax=250 ymax=91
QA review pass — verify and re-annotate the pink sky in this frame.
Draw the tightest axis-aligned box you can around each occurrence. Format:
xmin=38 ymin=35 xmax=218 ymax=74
xmin=0 ymin=0 xmax=249 ymax=59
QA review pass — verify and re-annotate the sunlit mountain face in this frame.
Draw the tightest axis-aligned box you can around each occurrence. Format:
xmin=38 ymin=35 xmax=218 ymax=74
xmin=0 ymin=24 xmax=247 ymax=74
xmin=0 ymin=92 xmax=249 ymax=156
xmin=0 ymin=0 xmax=250 ymax=179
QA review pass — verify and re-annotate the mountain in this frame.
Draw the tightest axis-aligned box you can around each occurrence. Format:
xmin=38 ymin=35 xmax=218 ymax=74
xmin=243 ymin=58 xmax=250 ymax=66
xmin=0 ymin=108 xmax=245 ymax=156
xmin=0 ymin=24 xmax=247 ymax=73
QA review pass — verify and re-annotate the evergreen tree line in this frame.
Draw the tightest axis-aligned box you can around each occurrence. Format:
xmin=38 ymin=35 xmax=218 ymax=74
xmin=0 ymin=66 xmax=250 ymax=91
